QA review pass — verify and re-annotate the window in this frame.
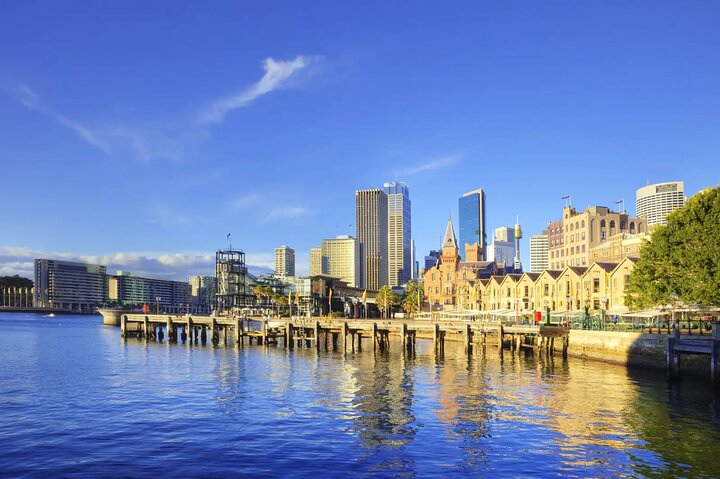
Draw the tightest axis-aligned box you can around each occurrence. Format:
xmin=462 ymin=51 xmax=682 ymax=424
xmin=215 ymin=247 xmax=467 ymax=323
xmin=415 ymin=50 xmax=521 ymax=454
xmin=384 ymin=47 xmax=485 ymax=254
xmin=601 ymin=231 xmax=606 ymax=240
xmin=593 ymin=278 xmax=600 ymax=293
xmin=582 ymin=232 xmax=585 ymax=240
xmin=601 ymin=220 xmax=606 ymax=228
xmin=582 ymin=245 xmax=585 ymax=252
xmin=630 ymin=222 xmax=635 ymax=233
xmin=624 ymin=275 xmax=630 ymax=290
xmin=620 ymin=221 xmax=626 ymax=230
xmin=570 ymin=223 xmax=574 ymax=231
xmin=575 ymin=221 xmax=579 ymax=230
xmin=544 ymin=284 xmax=549 ymax=295
xmin=524 ymin=286 xmax=529 ymax=296
xmin=581 ymin=220 xmax=585 ymax=228
xmin=571 ymin=247 xmax=575 ymax=254
xmin=593 ymin=299 xmax=600 ymax=310
xmin=609 ymin=220 xmax=615 ymax=229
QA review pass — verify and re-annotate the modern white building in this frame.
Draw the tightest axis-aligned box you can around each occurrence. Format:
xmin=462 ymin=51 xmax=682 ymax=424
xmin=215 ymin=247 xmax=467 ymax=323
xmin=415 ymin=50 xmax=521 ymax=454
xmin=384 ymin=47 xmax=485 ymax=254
xmin=636 ymin=181 xmax=686 ymax=226
xmin=189 ymin=275 xmax=217 ymax=310
xmin=529 ymin=231 xmax=549 ymax=273
xmin=34 ymin=259 xmax=107 ymax=311
xmin=486 ymin=227 xmax=516 ymax=266
xmin=274 ymin=245 xmax=295 ymax=277
xmin=321 ymin=235 xmax=364 ymax=288
xmin=384 ymin=181 xmax=411 ymax=287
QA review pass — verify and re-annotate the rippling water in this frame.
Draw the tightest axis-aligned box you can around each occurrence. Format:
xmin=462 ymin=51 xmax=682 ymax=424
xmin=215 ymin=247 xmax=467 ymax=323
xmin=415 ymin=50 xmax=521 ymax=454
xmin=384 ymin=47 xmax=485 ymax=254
xmin=1 ymin=312 xmax=719 ymax=478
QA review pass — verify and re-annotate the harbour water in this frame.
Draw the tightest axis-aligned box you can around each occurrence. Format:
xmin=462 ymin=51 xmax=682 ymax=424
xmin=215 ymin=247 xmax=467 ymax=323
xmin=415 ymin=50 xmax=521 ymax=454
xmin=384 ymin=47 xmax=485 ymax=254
xmin=1 ymin=312 xmax=719 ymax=478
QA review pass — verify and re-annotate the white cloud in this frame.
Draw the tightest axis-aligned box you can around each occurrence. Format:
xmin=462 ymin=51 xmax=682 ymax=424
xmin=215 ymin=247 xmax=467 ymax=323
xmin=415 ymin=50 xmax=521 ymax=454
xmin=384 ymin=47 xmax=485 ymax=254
xmin=0 ymin=246 xmax=275 ymax=281
xmin=197 ymin=55 xmax=318 ymax=125
xmin=398 ymin=156 xmax=459 ymax=176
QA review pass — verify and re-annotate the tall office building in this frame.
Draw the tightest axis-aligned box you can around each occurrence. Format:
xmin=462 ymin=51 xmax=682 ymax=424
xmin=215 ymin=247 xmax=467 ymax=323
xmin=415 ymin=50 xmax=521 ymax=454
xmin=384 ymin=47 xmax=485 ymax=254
xmin=486 ymin=227 xmax=516 ymax=266
xmin=355 ymin=189 xmax=388 ymax=290
xmin=458 ymin=189 xmax=486 ymax=260
xmin=274 ymin=245 xmax=295 ymax=277
xmin=636 ymin=181 xmax=686 ymax=226
xmin=321 ymin=235 xmax=364 ymax=288
xmin=309 ymin=247 xmax=323 ymax=276
xmin=424 ymin=250 xmax=441 ymax=270
xmin=529 ymin=231 xmax=549 ymax=273
xmin=384 ymin=181 xmax=411 ymax=287
xmin=34 ymin=259 xmax=107 ymax=311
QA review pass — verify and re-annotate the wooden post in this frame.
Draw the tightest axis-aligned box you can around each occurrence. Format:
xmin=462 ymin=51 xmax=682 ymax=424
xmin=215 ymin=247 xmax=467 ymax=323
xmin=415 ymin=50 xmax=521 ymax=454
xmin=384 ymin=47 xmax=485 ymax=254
xmin=187 ymin=317 xmax=194 ymax=345
xmin=143 ymin=316 xmax=150 ymax=340
xmin=120 ymin=315 xmax=127 ymax=338
xmin=402 ymin=323 xmax=407 ymax=350
xmin=465 ymin=323 xmax=472 ymax=355
xmin=286 ymin=322 xmax=293 ymax=349
xmin=497 ymin=325 xmax=504 ymax=350
xmin=166 ymin=317 xmax=173 ymax=342
xmin=236 ymin=318 xmax=242 ymax=346
xmin=373 ymin=323 xmax=379 ymax=351
xmin=433 ymin=323 xmax=440 ymax=352
xmin=211 ymin=316 xmax=218 ymax=345
xmin=315 ymin=321 xmax=321 ymax=350
xmin=343 ymin=322 xmax=349 ymax=352
xmin=261 ymin=320 xmax=268 ymax=346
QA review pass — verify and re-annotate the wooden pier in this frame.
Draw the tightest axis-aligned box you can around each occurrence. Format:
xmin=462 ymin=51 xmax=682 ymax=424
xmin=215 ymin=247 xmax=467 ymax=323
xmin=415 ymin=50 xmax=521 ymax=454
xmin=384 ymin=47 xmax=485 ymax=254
xmin=112 ymin=312 xmax=571 ymax=356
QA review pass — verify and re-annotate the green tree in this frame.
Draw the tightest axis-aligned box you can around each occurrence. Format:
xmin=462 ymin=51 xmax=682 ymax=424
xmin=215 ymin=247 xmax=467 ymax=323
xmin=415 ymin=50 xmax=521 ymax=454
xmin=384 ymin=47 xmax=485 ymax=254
xmin=376 ymin=285 xmax=399 ymax=319
xmin=625 ymin=186 xmax=720 ymax=310
xmin=402 ymin=280 xmax=423 ymax=318
xmin=0 ymin=275 xmax=33 ymax=289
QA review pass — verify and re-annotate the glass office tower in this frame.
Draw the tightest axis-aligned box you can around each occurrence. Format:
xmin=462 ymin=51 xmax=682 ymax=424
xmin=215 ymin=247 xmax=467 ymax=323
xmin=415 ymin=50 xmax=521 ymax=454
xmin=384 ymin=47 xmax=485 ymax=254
xmin=458 ymin=189 xmax=486 ymax=260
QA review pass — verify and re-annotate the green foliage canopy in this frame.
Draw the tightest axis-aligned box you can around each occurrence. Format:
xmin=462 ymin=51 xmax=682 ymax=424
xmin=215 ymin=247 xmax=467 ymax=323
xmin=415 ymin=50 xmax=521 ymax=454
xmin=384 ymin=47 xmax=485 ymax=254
xmin=0 ymin=275 xmax=33 ymax=289
xmin=376 ymin=285 xmax=398 ymax=318
xmin=625 ymin=186 xmax=720 ymax=309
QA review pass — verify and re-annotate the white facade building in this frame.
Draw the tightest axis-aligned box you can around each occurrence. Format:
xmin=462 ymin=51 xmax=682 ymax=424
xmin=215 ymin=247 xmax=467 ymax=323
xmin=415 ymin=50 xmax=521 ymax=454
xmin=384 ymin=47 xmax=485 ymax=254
xmin=529 ymin=231 xmax=549 ymax=273
xmin=636 ymin=181 xmax=686 ymax=226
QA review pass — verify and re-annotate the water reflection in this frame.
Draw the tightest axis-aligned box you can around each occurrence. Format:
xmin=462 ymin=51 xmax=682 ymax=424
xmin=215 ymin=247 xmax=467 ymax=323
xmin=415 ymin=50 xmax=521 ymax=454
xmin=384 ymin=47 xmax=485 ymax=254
xmin=2 ymin=313 xmax=720 ymax=478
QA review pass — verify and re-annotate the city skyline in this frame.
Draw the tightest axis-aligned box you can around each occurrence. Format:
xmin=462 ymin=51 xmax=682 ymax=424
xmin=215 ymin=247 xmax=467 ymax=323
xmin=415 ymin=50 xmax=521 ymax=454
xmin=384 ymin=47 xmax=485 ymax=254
xmin=1 ymin=2 xmax=718 ymax=281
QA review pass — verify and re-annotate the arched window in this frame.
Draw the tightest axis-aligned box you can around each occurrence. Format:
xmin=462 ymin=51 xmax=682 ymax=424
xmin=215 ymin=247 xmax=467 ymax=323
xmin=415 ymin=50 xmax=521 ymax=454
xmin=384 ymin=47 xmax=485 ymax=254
xmin=600 ymin=220 xmax=606 ymax=228
xmin=575 ymin=221 xmax=579 ymax=229
xmin=570 ymin=223 xmax=574 ymax=231
xmin=609 ymin=220 xmax=615 ymax=229
xmin=630 ymin=221 xmax=635 ymax=233
xmin=571 ymin=246 xmax=575 ymax=254
xmin=620 ymin=220 xmax=626 ymax=230
xmin=581 ymin=220 xmax=585 ymax=228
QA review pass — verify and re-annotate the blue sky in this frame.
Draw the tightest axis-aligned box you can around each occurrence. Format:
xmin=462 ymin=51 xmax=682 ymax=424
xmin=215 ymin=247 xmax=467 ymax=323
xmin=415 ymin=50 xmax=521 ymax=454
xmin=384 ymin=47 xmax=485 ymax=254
xmin=1 ymin=1 xmax=718 ymax=280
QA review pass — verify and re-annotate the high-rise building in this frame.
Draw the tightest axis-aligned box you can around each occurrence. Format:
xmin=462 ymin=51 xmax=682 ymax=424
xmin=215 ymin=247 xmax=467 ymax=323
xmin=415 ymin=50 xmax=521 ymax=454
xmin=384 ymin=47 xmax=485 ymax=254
xmin=355 ymin=189 xmax=388 ymax=290
xmin=189 ymin=275 xmax=217 ymax=309
xmin=309 ymin=247 xmax=323 ymax=276
xmin=34 ymin=259 xmax=107 ymax=311
xmin=486 ymin=227 xmax=516 ymax=266
xmin=458 ymin=189 xmax=486 ymax=261
xmin=547 ymin=205 xmax=647 ymax=270
xmin=384 ymin=181 xmax=411 ymax=287
xmin=424 ymin=250 xmax=441 ymax=270
xmin=636 ymin=181 xmax=686 ymax=226
xmin=109 ymin=271 xmax=192 ymax=312
xmin=321 ymin=235 xmax=364 ymax=288
xmin=529 ymin=231 xmax=549 ymax=273
xmin=274 ymin=245 xmax=295 ymax=277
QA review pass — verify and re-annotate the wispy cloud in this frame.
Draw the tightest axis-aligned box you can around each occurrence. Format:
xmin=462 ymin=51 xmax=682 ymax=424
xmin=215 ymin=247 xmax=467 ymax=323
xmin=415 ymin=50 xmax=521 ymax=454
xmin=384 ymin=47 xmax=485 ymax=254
xmin=197 ymin=55 xmax=319 ymax=125
xmin=231 ymin=194 xmax=263 ymax=210
xmin=3 ymin=54 xmax=321 ymax=162
xmin=397 ymin=156 xmax=459 ymax=176
xmin=263 ymin=206 xmax=313 ymax=222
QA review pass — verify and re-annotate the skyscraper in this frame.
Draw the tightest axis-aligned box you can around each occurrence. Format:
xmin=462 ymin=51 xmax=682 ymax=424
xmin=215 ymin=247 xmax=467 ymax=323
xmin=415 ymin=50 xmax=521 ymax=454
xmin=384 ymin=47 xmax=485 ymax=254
xmin=529 ymin=231 xmax=549 ymax=273
xmin=458 ymin=189 xmax=486 ymax=260
xmin=355 ymin=189 xmax=388 ymax=291
xmin=309 ymin=247 xmax=323 ymax=276
xmin=321 ymin=236 xmax=364 ymax=288
xmin=384 ymin=181 xmax=411 ymax=287
xmin=34 ymin=259 xmax=107 ymax=311
xmin=486 ymin=227 xmax=515 ymax=266
xmin=636 ymin=181 xmax=686 ymax=226
xmin=274 ymin=245 xmax=295 ymax=277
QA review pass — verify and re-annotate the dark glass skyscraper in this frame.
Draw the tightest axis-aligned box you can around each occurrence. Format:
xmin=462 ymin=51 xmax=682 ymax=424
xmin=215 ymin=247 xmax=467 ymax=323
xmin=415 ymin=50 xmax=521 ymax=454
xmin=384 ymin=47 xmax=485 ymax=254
xmin=458 ymin=189 xmax=486 ymax=260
